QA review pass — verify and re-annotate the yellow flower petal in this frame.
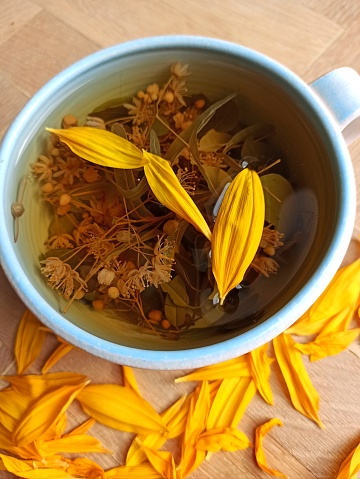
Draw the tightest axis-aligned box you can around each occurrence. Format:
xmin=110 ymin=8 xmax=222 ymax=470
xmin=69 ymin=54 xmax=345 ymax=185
xmin=38 ymin=434 xmax=111 ymax=455
xmin=42 ymin=341 xmax=75 ymax=374
xmin=77 ymin=384 xmax=167 ymax=435
xmin=64 ymin=418 xmax=96 ymax=436
xmin=0 ymin=388 xmax=31 ymax=431
xmin=255 ymin=418 xmax=288 ymax=478
xmin=180 ymin=381 xmax=210 ymax=478
xmin=126 ymin=394 xmax=188 ymax=467
xmin=15 ymin=309 xmax=47 ymax=374
xmin=46 ymin=127 xmax=146 ymax=169
xmin=139 ymin=444 xmax=177 ymax=479
xmin=207 ymin=377 xmax=256 ymax=429
xmin=105 ymin=464 xmax=160 ymax=479
xmin=0 ymin=453 xmax=72 ymax=478
xmin=249 ymin=344 xmax=275 ymax=405
xmin=1 ymin=372 xmax=88 ymax=398
xmin=273 ymin=333 xmax=323 ymax=427
xmin=287 ymin=259 xmax=360 ymax=336
xmin=295 ymin=328 xmax=360 ymax=362
xmin=13 ymin=381 xmax=88 ymax=446
xmin=122 ymin=366 xmax=141 ymax=395
xmin=65 ymin=457 xmax=105 ymax=479
xmin=196 ymin=427 xmax=251 ymax=452
xmin=143 ymin=150 xmax=212 ymax=241
xmin=337 ymin=442 xmax=360 ymax=479
xmin=212 ymin=168 xmax=265 ymax=303
xmin=175 ymin=355 xmax=251 ymax=382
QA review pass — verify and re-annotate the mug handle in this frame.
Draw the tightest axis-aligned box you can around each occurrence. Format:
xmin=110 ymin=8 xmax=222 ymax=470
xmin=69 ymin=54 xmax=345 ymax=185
xmin=310 ymin=67 xmax=360 ymax=145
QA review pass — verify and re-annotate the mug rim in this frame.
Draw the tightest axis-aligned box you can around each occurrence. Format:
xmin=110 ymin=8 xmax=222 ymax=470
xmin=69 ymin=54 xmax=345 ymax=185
xmin=0 ymin=35 xmax=356 ymax=369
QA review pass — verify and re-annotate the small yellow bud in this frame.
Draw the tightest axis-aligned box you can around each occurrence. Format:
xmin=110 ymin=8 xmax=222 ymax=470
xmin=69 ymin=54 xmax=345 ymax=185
xmin=42 ymin=182 xmax=54 ymax=194
xmin=164 ymin=91 xmax=174 ymax=104
xmin=148 ymin=310 xmax=162 ymax=323
xmin=108 ymin=286 xmax=120 ymax=299
xmin=59 ymin=193 xmax=71 ymax=206
xmin=62 ymin=114 xmax=78 ymax=129
xmin=163 ymin=219 xmax=179 ymax=235
xmin=92 ymin=299 xmax=105 ymax=311
xmin=161 ymin=319 xmax=171 ymax=330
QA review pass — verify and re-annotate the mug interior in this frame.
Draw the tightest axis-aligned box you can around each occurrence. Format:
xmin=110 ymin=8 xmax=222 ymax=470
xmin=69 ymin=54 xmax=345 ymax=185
xmin=0 ymin=40 xmax=350 ymax=362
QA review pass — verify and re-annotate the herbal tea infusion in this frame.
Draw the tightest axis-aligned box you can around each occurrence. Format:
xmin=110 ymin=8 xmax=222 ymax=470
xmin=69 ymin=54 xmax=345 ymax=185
xmin=28 ymin=63 xmax=290 ymax=338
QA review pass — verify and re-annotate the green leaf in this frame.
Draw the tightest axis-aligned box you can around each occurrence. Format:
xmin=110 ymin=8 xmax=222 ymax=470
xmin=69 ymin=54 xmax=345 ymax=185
xmin=161 ymin=275 xmax=189 ymax=307
xmin=260 ymin=173 xmax=294 ymax=227
xmin=198 ymin=129 xmax=232 ymax=152
xmin=224 ymin=124 xmax=274 ymax=154
xmin=149 ymin=129 xmax=162 ymax=156
xmin=165 ymin=295 xmax=193 ymax=328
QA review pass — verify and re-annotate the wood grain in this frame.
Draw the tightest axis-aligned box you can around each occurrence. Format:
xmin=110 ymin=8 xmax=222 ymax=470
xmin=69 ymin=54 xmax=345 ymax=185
xmin=1 ymin=2 xmax=360 ymax=478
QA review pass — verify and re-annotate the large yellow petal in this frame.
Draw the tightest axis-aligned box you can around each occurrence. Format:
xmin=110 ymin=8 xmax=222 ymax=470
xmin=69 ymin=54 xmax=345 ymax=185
xmin=105 ymin=464 xmax=160 ymax=479
xmin=255 ymin=418 xmax=288 ymax=478
xmin=126 ymin=394 xmax=188 ymax=467
xmin=15 ymin=309 xmax=47 ymax=374
xmin=1 ymin=372 xmax=88 ymax=398
xmin=77 ymin=384 xmax=167 ymax=435
xmin=46 ymin=127 xmax=146 ymax=169
xmin=13 ymin=381 xmax=88 ymax=446
xmin=295 ymin=329 xmax=360 ymax=362
xmin=0 ymin=453 xmax=72 ymax=478
xmin=273 ymin=333 xmax=323 ymax=427
xmin=212 ymin=168 xmax=265 ymax=303
xmin=175 ymin=355 xmax=251 ymax=382
xmin=180 ymin=381 xmax=210 ymax=478
xmin=337 ymin=442 xmax=360 ymax=479
xmin=38 ymin=434 xmax=111 ymax=455
xmin=196 ymin=427 xmax=251 ymax=452
xmin=143 ymin=150 xmax=212 ymax=241
xmin=249 ymin=344 xmax=275 ymax=405
xmin=287 ymin=259 xmax=360 ymax=336
xmin=140 ymin=444 xmax=177 ymax=479
xmin=207 ymin=376 xmax=256 ymax=429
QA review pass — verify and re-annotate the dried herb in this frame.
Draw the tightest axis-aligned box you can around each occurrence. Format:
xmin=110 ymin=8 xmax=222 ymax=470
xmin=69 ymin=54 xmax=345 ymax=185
xmin=25 ymin=63 xmax=290 ymax=337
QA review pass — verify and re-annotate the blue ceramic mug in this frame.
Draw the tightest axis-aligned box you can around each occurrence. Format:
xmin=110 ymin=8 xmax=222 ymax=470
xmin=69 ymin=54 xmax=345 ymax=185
xmin=0 ymin=36 xmax=359 ymax=369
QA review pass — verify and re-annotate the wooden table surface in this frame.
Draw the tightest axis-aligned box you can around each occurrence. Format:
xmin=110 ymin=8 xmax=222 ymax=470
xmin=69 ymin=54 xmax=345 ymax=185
xmin=2 ymin=1 xmax=360 ymax=478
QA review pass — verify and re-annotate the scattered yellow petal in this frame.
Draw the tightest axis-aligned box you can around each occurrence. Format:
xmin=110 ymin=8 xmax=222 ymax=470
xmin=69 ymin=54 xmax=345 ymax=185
xmin=143 ymin=150 xmax=212 ymax=241
xmin=65 ymin=457 xmax=105 ymax=479
xmin=77 ymin=384 xmax=167 ymax=435
xmin=295 ymin=329 xmax=360 ymax=361
xmin=0 ymin=453 xmax=72 ymax=478
xmin=207 ymin=377 xmax=257 ymax=429
xmin=175 ymin=355 xmax=251 ymax=382
xmin=42 ymin=340 xmax=75 ymax=374
xmin=122 ymin=365 xmax=141 ymax=395
xmin=212 ymin=168 xmax=265 ymax=303
xmin=126 ymin=394 xmax=188 ymax=467
xmin=249 ymin=344 xmax=275 ymax=405
xmin=287 ymin=259 xmax=360 ymax=336
xmin=337 ymin=442 xmax=360 ymax=479
xmin=255 ymin=418 xmax=288 ymax=478
xmin=46 ymin=127 xmax=146 ymax=169
xmin=38 ymin=434 xmax=111 ymax=455
xmin=273 ymin=333 xmax=323 ymax=427
xmin=180 ymin=380 xmax=210 ymax=478
xmin=196 ymin=427 xmax=251 ymax=452
xmin=1 ymin=372 xmax=88 ymax=398
xmin=15 ymin=309 xmax=47 ymax=374
xmin=140 ymin=443 xmax=177 ymax=479
xmin=64 ymin=418 xmax=96 ymax=436
xmin=105 ymin=463 xmax=160 ymax=479
xmin=13 ymin=381 xmax=88 ymax=446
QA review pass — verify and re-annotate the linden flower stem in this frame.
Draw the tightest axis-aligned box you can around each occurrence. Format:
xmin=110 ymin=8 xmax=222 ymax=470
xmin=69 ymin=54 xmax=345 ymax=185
xmin=258 ymin=159 xmax=281 ymax=175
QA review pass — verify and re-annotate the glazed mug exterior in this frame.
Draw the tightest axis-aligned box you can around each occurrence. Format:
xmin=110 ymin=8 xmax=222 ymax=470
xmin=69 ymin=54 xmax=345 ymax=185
xmin=0 ymin=36 xmax=358 ymax=369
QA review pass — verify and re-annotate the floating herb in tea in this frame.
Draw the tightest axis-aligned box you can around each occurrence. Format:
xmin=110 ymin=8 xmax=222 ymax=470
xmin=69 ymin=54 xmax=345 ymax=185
xmin=28 ymin=63 xmax=290 ymax=337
